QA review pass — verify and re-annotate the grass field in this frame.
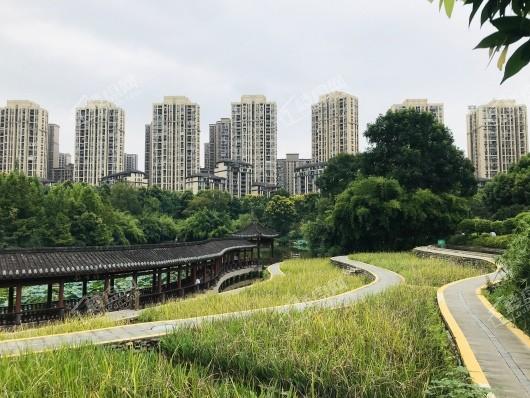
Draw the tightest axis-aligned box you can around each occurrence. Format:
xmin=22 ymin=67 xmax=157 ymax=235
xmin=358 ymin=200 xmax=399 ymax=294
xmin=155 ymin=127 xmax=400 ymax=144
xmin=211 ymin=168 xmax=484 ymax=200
xmin=0 ymin=258 xmax=367 ymax=341
xmin=0 ymin=345 xmax=272 ymax=398
xmin=0 ymin=253 xmax=489 ymax=397
xmin=139 ymin=258 xmax=368 ymax=322
xmin=155 ymin=253 xmax=489 ymax=397
xmin=350 ymin=252 xmax=490 ymax=287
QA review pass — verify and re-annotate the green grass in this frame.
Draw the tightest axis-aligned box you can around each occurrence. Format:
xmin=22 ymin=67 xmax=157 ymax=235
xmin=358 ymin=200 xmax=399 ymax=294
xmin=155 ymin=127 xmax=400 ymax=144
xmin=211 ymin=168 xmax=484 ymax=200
xmin=0 ymin=345 xmax=274 ymax=397
xmin=0 ymin=258 xmax=367 ymax=341
xmin=350 ymin=252 xmax=489 ymax=287
xmin=161 ymin=285 xmax=486 ymax=397
xmin=139 ymin=258 xmax=368 ymax=322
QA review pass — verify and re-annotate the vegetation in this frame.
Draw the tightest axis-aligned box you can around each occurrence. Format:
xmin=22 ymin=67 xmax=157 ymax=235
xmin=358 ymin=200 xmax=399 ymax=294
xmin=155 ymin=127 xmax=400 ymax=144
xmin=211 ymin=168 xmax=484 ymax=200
xmin=139 ymin=258 xmax=367 ymax=322
xmin=487 ymin=214 xmax=530 ymax=334
xmin=350 ymin=252 xmax=491 ymax=287
xmin=0 ymin=346 xmax=265 ymax=397
xmin=0 ymin=259 xmax=366 ymax=340
xmin=476 ymin=155 xmax=530 ymax=219
xmin=162 ymin=286 xmax=485 ymax=397
xmin=435 ymin=0 xmax=530 ymax=83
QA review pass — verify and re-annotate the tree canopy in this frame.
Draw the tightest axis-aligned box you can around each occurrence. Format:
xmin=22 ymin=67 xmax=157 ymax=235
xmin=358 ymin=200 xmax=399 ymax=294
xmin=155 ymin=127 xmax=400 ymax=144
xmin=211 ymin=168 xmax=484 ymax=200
xmin=363 ymin=110 xmax=476 ymax=196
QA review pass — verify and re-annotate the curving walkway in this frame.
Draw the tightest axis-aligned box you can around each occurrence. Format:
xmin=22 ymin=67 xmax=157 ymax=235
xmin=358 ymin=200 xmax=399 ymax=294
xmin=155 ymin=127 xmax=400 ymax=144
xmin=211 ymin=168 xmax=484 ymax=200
xmin=0 ymin=256 xmax=401 ymax=357
xmin=416 ymin=246 xmax=530 ymax=398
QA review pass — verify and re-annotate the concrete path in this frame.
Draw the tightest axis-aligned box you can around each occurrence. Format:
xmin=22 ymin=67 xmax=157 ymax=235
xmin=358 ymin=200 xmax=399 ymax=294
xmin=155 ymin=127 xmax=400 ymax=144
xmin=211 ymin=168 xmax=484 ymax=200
xmin=0 ymin=256 xmax=401 ymax=357
xmin=416 ymin=246 xmax=530 ymax=398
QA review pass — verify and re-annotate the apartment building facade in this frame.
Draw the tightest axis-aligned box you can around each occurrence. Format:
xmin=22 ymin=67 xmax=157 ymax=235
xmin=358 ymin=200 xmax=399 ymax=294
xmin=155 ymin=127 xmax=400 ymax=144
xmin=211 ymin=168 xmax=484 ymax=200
xmin=312 ymin=91 xmax=358 ymax=163
xmin=74 ymin=100 xmax=125 ymax=185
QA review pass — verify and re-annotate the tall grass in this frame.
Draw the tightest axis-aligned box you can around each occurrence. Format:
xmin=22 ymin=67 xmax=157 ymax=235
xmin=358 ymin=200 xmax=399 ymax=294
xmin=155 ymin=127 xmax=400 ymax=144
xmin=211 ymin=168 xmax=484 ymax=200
xmin=139 ymin=258 xmax=368 ymax=322
xmin=0 ymin=346 xmax=274 ymax=397
xmin=350 ymin=252 xmax=488 ymax=287
xmin=162 ymin=285 xmax=485 ymax=398
xmin=0 ymin=258 xmax=366 ymax=340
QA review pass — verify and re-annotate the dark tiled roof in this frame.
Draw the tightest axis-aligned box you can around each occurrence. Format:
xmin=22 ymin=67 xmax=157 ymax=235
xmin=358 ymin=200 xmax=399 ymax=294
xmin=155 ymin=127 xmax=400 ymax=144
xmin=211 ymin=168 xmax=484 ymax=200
xmin=0 ymin=239 xmax=255 ymax=282
xmin=232 ymin=223 xmax=279 ymax=239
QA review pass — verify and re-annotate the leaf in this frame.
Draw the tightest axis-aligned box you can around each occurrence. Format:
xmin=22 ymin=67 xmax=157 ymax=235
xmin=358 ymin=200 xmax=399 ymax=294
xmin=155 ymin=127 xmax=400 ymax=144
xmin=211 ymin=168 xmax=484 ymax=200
xmin=475 ymin=31 xmax=523 ymax=48
xmin=444 ymin=0 xmax=455 ymax=16
xmin=497 ymin=46 xmax=509 ymax=70
xmin=467 ymin=0 xmax=485 ymax=24
xmin=491 ymin=16 xmax=530 ymax=35
xmin=502 ymin=39 xmax=530 ymax=82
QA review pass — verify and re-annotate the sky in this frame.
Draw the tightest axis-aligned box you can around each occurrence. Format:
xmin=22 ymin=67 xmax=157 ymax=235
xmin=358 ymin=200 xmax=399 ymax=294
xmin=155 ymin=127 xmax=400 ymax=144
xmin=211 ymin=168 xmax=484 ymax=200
xmin=1 ymin=0 xmax=528 ymax=169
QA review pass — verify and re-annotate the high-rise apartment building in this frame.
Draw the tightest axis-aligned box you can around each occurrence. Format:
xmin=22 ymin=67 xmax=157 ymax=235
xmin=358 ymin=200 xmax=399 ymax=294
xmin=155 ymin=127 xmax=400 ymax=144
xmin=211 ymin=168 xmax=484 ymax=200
xmin=390 ymin=99 xmax=444 ymax=124
xmin=207 ymin=117 xmax=231 ymax=173
xmin=124 ymin=153 xmax=138 ymax=171
xmin=277 ymin=153 xmax=311 ymax=194
xmin=74 ymin=100 xmax=125 ymax=185
xmin=144 ymin=124 xmax=151 ymax=181
xmin=148 ymin=96 xmax=200 ymax=191
xmin=204 ymin=143 xmax=211 ymax=172
xmin=214 ymin=160 xmax=252 ymax=198
xmin=467 ymin=100 xmax=528 ymax=180
xmin=47 ymin=124 xmax=60 ymax=180
xmin=0 ymin=100 xmax=49 ymax=178
xmin=231 ymin=95 xmax=277 ymax=185
xmin=312 ymin=91 xmax=358 ymax=163
xmin=58 ymin=153 xmax=72 ymax=168
xmin=295 ymin=162 xmax=326 ymax=195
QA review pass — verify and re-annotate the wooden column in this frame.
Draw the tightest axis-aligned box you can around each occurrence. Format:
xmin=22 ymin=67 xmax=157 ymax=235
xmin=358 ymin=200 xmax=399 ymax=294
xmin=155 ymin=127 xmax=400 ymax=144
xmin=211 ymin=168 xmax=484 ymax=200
xmin=110 ymin=277 xmax=115 ymax=293
xmin=58 ymin=281 xmax=65 ymax=319
xmin=7 ymin=287 xmax=14 ymax=313
xmin=151 ymin=270 xmax=157 ymax=293
xmin=103 ymin=276 xmax=110 ymax=309
xmin=157 ymin=269 xmax=164 ymax=302
xmin=177 ymin=264 xmax=182 ymax=289
xmin=132 ymin=272 xmax=139 ymax=310
xmin=15 ymin=285 xmax=22 ymax=325
xmin=82 ymin=280 xmax=88 ymax=296
xmin=271 ymin=239 xmax=274 ymax=258
xmin=166 ymin=268 xmax=171 ymax=286
xmin=47 ymin=284 xmax=53 ymax=308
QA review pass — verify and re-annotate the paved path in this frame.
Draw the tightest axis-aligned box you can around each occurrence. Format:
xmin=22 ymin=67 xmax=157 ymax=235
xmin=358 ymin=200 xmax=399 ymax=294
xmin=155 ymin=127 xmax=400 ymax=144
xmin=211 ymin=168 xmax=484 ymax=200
xmin=211 ymin=265 xmax=262 ymax=292
xmin=0 ymin=256 xmax=401 ymax=357
xmin=416 ymin=246 xmax=530 ymax=398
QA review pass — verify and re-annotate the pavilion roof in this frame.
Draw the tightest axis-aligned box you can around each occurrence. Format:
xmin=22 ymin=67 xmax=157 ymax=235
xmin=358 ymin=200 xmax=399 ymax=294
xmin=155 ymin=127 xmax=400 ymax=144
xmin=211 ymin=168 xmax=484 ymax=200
xmin=232 ymin=223 xmax=279 ymax=239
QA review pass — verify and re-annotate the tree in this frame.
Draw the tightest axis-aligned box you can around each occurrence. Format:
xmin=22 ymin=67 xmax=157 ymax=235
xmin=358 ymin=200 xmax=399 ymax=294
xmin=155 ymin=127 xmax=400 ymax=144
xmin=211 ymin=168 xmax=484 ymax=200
xmin=434 ymin=0 xmax=530 ymax=82
xmin=479 ymin=154 xmax=530 ymax=219
xmin=264 ymin=195 xmax=296 ymax=235
xmin=175 ymin=209 xmax=234 ymax=241
xmin=332 ymin=177 xmax=404 ymax=251
xmin=317 ymin=153 xmax=364 ymax=197
xmin=363 ymin=109 xmax=476 ymax=196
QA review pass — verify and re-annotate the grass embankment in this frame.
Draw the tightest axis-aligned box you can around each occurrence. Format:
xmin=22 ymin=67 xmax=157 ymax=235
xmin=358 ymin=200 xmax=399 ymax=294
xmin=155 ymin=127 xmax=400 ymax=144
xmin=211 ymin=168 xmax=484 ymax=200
xmin=0 ymin=346 xmax=262 ymax=397
xmin=157 ymin=253 xmax=489 ymax=397
xmin=139 ymin=258 xmax=368 ymax=322
xmin=0 ymin=258 xmax=366 ymax=341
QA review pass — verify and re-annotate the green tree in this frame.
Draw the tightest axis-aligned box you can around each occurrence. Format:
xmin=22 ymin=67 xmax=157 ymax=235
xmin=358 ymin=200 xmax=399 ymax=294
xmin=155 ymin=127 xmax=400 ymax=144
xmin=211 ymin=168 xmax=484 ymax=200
xmin=363 ymin=109 xmax=476 ymax=196
xmin=317 ymin=153 xmax=364 ymax=197
xmin=175 ymin=209 xmax=234 ymax=241
xmin=479 ymin=154 xmax=530 ymax=219
xmin=434 ymin=0 xmax=530 ymax=82
xmin=332 ymin=177 xmax=404 ymax=251
xmin=0 ymin=172 xmax=45 ymax=247
xmin=264 ymin=195 xmax=297 ymax=235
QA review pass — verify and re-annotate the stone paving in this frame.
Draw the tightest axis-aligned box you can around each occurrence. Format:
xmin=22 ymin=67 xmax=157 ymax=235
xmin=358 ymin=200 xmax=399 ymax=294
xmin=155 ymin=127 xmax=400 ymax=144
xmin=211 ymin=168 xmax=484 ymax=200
xmin=416 ymin=246 xmax=530 ymax=398
xmin=0 ymin=256 xmax=401 ymax=357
